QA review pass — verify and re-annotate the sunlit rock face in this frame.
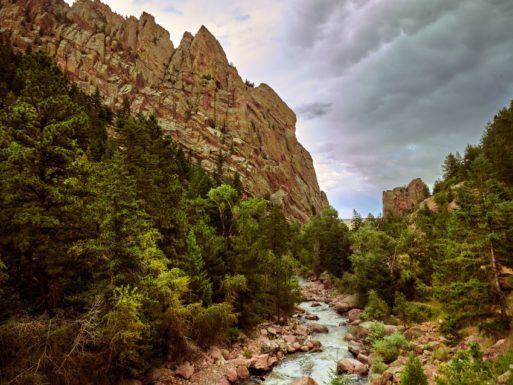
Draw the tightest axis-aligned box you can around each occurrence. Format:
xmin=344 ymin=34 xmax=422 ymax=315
xmin=382 ymin=178 xmax=429 ymax=218
xmin=0 ymin=0 xmax=329 ymax=222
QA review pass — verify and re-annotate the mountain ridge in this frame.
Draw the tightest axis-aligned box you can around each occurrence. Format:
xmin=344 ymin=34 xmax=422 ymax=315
xmin=0 ymin=0 xmax=329 ymax=221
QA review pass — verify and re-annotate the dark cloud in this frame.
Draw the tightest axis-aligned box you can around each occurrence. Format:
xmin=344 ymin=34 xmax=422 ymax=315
xmin=273 ymin=0 xmax=513 ymax=216
xmin=296 ymin=102 xmax=333 ymax=120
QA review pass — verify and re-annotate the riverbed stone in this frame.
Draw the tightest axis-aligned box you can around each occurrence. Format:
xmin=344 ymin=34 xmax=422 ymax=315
xmin=337 ymin=358 xmax=369 ymax=375
xmin=348 ymin=308 xmax=362 ymax=322
xmin=236 ymin=365 xmax=250 ymax=381
xmin=348 ymin=340 xmax=366 ymax=356
xmin=308 ymin=324 xmax=329 ymax=334
xmin=226 ymin=368 xmax=237 ymax=382
xmin=175 ymin=361 xmax=194 ymax=380
xmin=289 ymin=376 xmax=318 ymax=385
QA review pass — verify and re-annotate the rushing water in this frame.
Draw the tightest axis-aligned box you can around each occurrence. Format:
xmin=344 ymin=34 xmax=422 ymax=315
xmin=250 ymin=300 xmax=368 ymax=385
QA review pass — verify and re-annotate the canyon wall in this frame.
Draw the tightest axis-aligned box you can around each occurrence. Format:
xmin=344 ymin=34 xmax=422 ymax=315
xmin=0 ymin=0 xmax=329 ymax=221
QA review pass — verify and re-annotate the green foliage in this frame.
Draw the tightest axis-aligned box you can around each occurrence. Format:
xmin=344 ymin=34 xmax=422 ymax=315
xmin=367 ymin=321 xmax=386 ymax=344
xmin=186 ymin=230 xmax=213 ymax=305
xmin=371 ymin=332 xmax=409 ymax=364
xmin=105 ymin=286 xmax=147 ymax=374
xmin=371 ymin=355 xmax=388 ymax=374
xmin=0 ymin=45 xmax=305 ymax=384
xmin=299 ymin=207 xmax=351 ymax=277
xmin=394 ymin=293 xmax=432 ymax=326
xmin=362 ymin=290 xmax=390 ymax=321
xmin=188 ymin=302 xmax=237 ymax=347
xmin=400 ymin=353 xmax=428 ymax=385
xmin=330 ymin=372 xmax=351 ymax=385
xmin=433 ymin=346 xmax=450 ymax=362
xmin=435 ymin=343 xmax=493 ymax=385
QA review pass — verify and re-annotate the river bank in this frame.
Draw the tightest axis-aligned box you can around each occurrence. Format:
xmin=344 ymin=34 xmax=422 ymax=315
xmin=138 ymin=275 xmax=369 ymax=385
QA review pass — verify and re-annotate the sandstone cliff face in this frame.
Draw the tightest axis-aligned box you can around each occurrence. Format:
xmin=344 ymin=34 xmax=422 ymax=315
xmin=382 ymin=178 xmax=429 ymax=218
xmin=0 ymin=0 xmax=329 ymax=221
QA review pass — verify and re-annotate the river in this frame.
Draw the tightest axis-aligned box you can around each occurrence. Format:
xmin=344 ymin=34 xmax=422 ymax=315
xmin=250 ymin=299 xmax=368 ymax=385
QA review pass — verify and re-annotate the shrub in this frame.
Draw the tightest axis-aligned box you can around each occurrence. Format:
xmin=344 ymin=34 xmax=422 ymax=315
xmin=371 ymin=332 xmax=409 ymax=363
xmin=362 ymin=290 xmax=390 ymax=321
xmin=394 ymin=293 xmax=433 ymax=326
xmin=371 ymin=356 xmax=388 ymax=374
xmin=105 ymin=286 xmax=148 ymax=373
xmin=368 ymin=321 xmax=386 ymax=344
xmin=433 ymin=346 xmax=450 ymax=362
xmin=189 ymin=302 xmax=237 ymax=347
xmin=243 ymin=349 xmax=254 ymax=359
xmin=330 ymin=371 xmax=350 ymax=385
xmin=400 ymin=353 xmax=428 ymax=385
xmin=435 ymin=343 xmax=493 ymax=385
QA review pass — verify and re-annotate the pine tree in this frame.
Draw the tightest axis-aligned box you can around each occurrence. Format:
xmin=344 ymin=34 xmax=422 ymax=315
xmin=0 ymin=79 xmax=93 ymax=309
xmin=351 ymin=209 xmax=363 ymax=231
xmin=400 ymin=353 xmax=428 ymax=385
xmin=186 ymin=229 xmax=213 ymax=305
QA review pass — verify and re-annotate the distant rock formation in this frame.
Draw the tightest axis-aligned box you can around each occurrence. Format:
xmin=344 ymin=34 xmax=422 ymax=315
xmin=0 ymin=0 xmax=329 ymax=222
xmin=382 ymin=178 xmax=429 ymax=218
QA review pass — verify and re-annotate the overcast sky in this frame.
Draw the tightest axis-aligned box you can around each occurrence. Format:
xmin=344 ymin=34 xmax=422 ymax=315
xmin=76 ymin=0 xmax=513 ymax=218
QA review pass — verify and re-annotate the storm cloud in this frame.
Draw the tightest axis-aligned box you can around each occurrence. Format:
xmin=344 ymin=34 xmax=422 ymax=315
xmin=296 ymin=102 xmax=333 ymax=120
xmin=272 ymin=0 xmax=513 ymax=216
xmin=77 ymin=0 xmax=513 ymax=217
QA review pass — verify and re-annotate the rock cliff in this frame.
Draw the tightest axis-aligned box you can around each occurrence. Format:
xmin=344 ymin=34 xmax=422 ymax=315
xmin=0 ymin=0 xmax=329 ymax=222
xmin=382 ymin=178 xmax=429 ymax=218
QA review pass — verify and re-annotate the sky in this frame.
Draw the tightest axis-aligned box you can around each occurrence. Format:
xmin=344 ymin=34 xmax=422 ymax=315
xmin=70 ymin=0 xmax=513 ymax=218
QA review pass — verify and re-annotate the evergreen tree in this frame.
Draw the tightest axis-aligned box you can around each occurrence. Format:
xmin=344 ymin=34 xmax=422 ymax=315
xmin=400 ymin=353 xmax=428 ymax=385
xmin=186 ymin=229 xmax=213 ymax=305
xmin=351 ymin=209 xmax=363 ymax=231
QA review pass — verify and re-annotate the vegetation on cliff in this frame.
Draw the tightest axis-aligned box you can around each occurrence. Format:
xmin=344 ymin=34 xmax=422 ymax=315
xmin=0 ymin=45 xmax=306 ymax=384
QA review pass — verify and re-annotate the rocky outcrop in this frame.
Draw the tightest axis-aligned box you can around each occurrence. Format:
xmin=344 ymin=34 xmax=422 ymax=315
xmin=0 ymin=0 xmax=329 ymax=222
xmin=382 ymin=178 xmax=429 ymax=218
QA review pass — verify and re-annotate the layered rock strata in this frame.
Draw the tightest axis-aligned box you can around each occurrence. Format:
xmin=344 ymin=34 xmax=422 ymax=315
xmin=382 ymin=178 xmax=429 ymax=218
xmin=0 ymin=0 xmax=329 ymax=221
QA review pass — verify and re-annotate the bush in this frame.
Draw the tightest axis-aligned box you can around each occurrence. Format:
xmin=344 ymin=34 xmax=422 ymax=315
xmin=371 ymin=332 xmax=409 ymax=363
xmin=189 ymin=302 xmax=237 ymax=347
xmin=400 ymin=353 xmax=427 ymax=385
xmin=435 ymin=343 xmax=493 ymax=385
xmin=433 ymin=346 xmax=450 ymax=362
xmin=394 ymin=293 xmax=433 ymax=326
xmin=330 ymin=371 xmax=350 ymax=385
xmin=371 ymin=355 xmax=388 ymax=374
xmin=368 ymin=321 xmax=386 ymax=344
xmin=105 ymin=286 xmax=148 ymax=373
xmin=362 ymin=290 xmax=390 ymax=321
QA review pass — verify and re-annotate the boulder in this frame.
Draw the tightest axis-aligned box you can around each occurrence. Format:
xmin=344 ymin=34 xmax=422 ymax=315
xmin=305 ymin=314 xmax=319 ymax=321
xmin=348 ymin=340 xmax=366 ymax=356
xmin=175 ymin=361 xmax=194 ymax=380
xmin=348 ymin=308 xmax=362 ymax=323
xmin=226 ymin=368 xmax=238 ymax=382
xmin=309 ymin=340 xmax=322 ymax=352
xmin=289 ymin=376 xmax=318 ymax=385
xmin=251 ymin=354 xmax=277 ymax=372
xmin=352 ymin=321 xmax=374 ymax=338
xmin=236 ymin=365 xmax=250 ymax=381
xmin=498 ymin=371 xmax=512 ymax=384
xmin=308 ymin=324 xmax=329 ymax=334
xmin=333 ymin=303 xmax=350 ymax=314
xmin=284 ymin=334 xmax=296 ymax=344
xmin=337 ymin=358 xmax=369 ymax=375
xmin=147 ymin=368 xmax=175 ymax=383
xmin=218 ymin=380 xmax=231 ymax=385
